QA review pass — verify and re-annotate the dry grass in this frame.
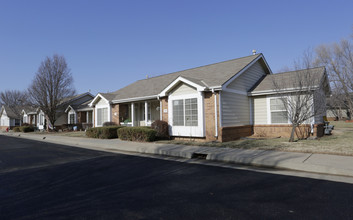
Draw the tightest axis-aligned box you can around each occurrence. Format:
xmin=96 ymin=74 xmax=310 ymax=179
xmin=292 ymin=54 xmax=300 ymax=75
xmin=157 ymin=121 xmax=353 ymax=156
xmin=33 ymin=131 xmax=87 ymax=138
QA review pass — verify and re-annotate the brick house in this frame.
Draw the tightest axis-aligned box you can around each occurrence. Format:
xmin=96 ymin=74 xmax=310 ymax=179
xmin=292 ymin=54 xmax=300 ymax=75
xmin=89 ymin=54 xmax=330 ymax=141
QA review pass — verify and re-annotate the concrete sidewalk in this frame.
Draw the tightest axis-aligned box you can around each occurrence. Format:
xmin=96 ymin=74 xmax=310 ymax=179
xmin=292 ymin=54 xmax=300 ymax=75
xmin=1 ymin=132 xmax=353 ymax=177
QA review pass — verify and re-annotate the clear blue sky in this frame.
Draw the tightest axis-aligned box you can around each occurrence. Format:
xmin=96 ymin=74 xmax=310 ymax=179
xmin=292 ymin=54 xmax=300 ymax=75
xmin=0 ymin=0 xmax=352 ymax=95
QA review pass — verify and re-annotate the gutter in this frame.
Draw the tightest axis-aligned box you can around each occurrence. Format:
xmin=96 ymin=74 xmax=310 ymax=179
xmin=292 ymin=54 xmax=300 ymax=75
xmin=111 ymin=95 xmax=158 ymax=104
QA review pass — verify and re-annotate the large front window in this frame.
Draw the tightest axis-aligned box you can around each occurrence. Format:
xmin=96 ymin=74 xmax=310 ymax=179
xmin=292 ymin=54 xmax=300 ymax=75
xmin=69 ymin=113 xmax=75 ymax=124
xmin=173 ymin=98 xmax=198 ymax=126
xmin=270 ymin=98 xmax=288 ymax=123
xmin=97 ymin=108 xmax=108 ymax=126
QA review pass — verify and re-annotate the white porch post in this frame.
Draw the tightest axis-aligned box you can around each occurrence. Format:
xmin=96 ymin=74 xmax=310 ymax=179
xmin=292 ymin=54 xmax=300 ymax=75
xmin=131 ymin=103 xmax=135 ymax=127
xmin=145 ymin=101 xmax=148 ymax=126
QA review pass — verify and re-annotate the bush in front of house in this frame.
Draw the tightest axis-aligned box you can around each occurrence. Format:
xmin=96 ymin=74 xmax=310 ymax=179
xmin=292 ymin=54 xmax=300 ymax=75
xmin=20 ymin=126 xmax=35 ymax=133
xmin=13 ymin=127 xmax=21 ymax=132
xmin=86 ymin=126 xmax=122 ymax=139
xmin=151 ymin=120 xmax=169 ymax=140
xmin=118 ymin=127 xmax=157 ymax=142
xmin=103 ymin=121 xmax=117 ymax=127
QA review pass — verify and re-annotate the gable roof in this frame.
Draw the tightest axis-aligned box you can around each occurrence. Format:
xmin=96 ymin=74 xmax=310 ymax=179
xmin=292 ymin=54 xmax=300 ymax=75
xmin=1 ymin=105 xmax=21 ymax=119
xmin=94 ymin=54 xmax=271 ymax=104
xmin=65 ymin=99 xmax=94 ymax=113
xmin=249 ymin=67 xmax=328 ymax=96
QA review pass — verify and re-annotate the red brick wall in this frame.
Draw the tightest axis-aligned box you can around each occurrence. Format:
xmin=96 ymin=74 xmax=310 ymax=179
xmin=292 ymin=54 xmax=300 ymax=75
xmin=160 ymin=97 xmax=168 ymax=123
xmin=219 ymin=125 xmax=253 ymax=142
xmin=204 ymin=92 xmax=221 ymax=141
xmin=111 ymin=104 xmax=120 ymax=125
xmin=254 ymin=124 xmax=324 ymax=138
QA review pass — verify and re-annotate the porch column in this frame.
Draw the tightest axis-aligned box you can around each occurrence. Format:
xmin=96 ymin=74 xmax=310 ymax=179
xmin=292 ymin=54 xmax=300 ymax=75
xmin=145 ymin=101 xmax=148 ymax=126
xmin=131 ymin=103 xmax=135 ymax=127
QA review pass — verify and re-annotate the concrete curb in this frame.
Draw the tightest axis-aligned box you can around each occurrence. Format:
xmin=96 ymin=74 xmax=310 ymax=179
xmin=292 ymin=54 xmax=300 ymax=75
xmin=1 ymin=132 xmax=353 ymax=177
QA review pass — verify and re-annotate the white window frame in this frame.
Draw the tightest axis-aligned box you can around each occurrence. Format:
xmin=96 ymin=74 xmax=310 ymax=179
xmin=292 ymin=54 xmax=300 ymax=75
xmin=168 ymin=93 xmax=205 ymax=137
xmin=267 ymin=96 xmax=290 ymax=124
xmin=68 ymin=111 xmax=76 ymax=124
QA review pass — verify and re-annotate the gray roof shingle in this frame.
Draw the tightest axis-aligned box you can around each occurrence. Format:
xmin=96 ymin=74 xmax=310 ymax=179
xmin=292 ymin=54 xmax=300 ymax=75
xmin=250 ymin=67 xmax=326 ymax=94
xmin=99 ymin=54 xmax=264 ymax=102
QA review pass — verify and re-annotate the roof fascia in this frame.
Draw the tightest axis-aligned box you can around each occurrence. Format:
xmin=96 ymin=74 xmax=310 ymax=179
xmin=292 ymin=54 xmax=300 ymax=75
xmin=112 ymin=95 xmax=158 ymax=104
xmin=222 ymin=54 xmax=272 ymax=89
xmin=89 ymin=94 xmax=110 ymax=107
xmin=61 ymin=92 xmax=94 ymax=106
xmin=248 ymin=86 xmax=320 ymax=96
xmin=158 ymin=76 xmax=207 ymax=97
xmin=64 ymin=105 xmax=74 ymax=113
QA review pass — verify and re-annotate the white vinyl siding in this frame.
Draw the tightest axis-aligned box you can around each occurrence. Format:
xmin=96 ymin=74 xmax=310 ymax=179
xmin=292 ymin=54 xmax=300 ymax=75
xmin=0 ymin=114 xmax=9 ymax=126
xmin=170 ymin=83 xmax=198 ymax=96
xmin=254 ymin=96 xmax=267 ymax=124
xmin=226 ymin=61 xmax=267 ymax=91
xmin=221 ymin=91 xmax=250 ymax=127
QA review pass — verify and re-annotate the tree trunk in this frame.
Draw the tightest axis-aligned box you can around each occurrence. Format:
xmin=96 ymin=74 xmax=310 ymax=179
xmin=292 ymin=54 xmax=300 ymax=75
xmin=289 ymin=124 xmax=297 ymax=142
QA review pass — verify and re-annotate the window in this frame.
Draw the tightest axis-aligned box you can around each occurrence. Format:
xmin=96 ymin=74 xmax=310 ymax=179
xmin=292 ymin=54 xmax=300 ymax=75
xmin=185 ymin=98 xmax=198 ymax=126
xmin=270 ymin=98 xmax=288 ymax=123
xmin=97 ymin=108 xmax=108 ymax=126
xmin=15 ymin=119 xmax=21 ymax=126
xmin=173 ymin=100 xmax=184 ymax=126
xmin=173 ymin=98 xmax=198 ymax=126
xmin=39 ymin=114 xmax=44 ymax=125
xmin=69 ymin=113 xmax=75 ymax=124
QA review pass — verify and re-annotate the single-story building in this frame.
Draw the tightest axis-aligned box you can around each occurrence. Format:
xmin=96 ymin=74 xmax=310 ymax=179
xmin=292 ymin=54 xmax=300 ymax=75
xmin=0 ymin=105 xmax=22 ymax=130
xmin=90 ymin=53 xmax=330 ymax=141
xmin=20 ymin=92 xmax=94 ymax=130
xmin=64 ymin=99 xmax=94 ymax=130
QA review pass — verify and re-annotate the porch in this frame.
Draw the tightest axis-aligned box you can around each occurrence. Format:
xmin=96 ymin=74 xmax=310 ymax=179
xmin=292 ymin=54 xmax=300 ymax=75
xmin=116 ymin=100 xmax=160 ymax=127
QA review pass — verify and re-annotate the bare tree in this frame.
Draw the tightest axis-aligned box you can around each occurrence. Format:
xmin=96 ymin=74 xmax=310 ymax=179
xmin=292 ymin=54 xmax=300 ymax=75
xmin=272 ymin=51 xmax=327 ymax=142
xmin=0 ymin=90 xmax=29 ymax=117
xmin=28 ymin=54 xmax=76 ymax=130
xmin=315 ymin=38 xmax=353 ymax=119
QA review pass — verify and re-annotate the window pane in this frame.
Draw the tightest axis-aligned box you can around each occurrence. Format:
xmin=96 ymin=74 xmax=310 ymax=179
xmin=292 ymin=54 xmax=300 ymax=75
xmin=173 ymin=100 xmax=184 ymax=126
xmin=97 ymin=108 xmax=108 ymax=126
xmin=271 ymin=112 xmax=288 ymax=123
xmin=185 ymin=98 xmax=198 ymax=126
xmin=270 ymin=98 xmax=286 ymax=111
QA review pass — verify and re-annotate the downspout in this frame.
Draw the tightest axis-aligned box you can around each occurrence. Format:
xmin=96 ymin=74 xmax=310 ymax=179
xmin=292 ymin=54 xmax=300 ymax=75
xmin=212 ymin=89 xmax=218 ymax=137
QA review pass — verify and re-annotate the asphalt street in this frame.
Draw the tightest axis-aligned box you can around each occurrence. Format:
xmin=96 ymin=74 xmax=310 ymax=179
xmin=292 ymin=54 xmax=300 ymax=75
xmin=0 ymin=135 xmax=353 ymax=219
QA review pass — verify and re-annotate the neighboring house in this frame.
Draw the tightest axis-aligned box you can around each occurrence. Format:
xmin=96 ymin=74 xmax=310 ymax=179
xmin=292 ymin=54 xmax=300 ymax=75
xmin=53 ymin=92 xmax=94 ymax=129
xmin=89 ymin=54 xmax=330 ymax=142
xmin=20 ymin=92 xmax=94 ymax=130
xmin=21 ymin=106 xmax=46 ymax=130
xmin=0 ymin=105 xmax=22 ymax=130
xmin=64 ymin=99 xmax=94 ymax=130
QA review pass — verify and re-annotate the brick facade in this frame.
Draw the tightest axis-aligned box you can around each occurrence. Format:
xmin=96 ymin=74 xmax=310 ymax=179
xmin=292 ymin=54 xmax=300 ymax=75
xmin=111 ymin=104 xmax=120 ymax=124
xmin=111 ymin=104 xmax=129 ymax=125
xmin=219 ymin=125 xmax=253 ymax=142
xmin=253 ymin=124 xmax=324 ymax=139
xmin=204 ymin=92 xmax=221 ymax=141
xmin=160 ymin=97 xmax=168 ymax=123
